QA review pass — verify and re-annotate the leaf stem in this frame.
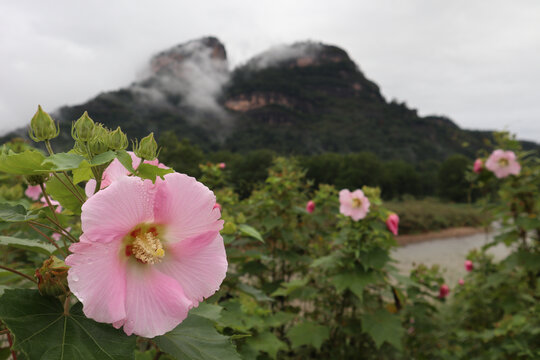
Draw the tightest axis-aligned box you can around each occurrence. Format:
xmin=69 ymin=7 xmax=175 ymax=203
xmin=0 ymin=264 xmax=37 ymax=284
xmin=7 ymin=330 xmax=16 ymax=360
xmin=52 ymin=173 xmax=85 ymax=204
xmin=28 ymin=221 xmax=77 ymax=243
xmin=28 ymin=223 xmax=67 ymax=257
xmin=39 ymin=183 xmax=60 ymax=225
xmin=63 ymin=293 xmax=71 ymax=315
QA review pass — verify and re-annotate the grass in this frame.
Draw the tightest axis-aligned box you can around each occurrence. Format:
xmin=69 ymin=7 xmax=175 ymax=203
xmin=386 ymin=198 xmax=490 ymax=235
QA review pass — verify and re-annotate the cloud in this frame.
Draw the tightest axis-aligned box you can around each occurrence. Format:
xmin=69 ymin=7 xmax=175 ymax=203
xmin=245 ymin=42 xmax=323 ymax=70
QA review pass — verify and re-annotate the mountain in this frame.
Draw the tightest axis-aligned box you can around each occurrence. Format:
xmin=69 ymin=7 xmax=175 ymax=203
xmin=3 ymin=36 xmax=535 ymax=161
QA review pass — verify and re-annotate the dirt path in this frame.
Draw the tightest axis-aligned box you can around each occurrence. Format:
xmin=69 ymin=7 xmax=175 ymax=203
xmin=392 ymin=229 xmax=510 ymax=286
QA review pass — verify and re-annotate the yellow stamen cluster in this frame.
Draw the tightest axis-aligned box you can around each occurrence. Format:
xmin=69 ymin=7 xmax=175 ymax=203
xmin=498 ymin=158 xmax=509 ymax=167
xmin=132 ymin=232 xmax=165 ymax=264
xmin=352 ymin=198 xmax=363 ymax=208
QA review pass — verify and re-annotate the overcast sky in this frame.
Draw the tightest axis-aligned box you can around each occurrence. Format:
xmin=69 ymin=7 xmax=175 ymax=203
xmin=1 ymin=0 xmax=539 ymax=141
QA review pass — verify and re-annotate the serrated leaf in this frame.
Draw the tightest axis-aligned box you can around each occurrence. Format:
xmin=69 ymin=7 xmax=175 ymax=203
xmin=331 ymin=271 xmax=377 ymax=300
xmin=136 ymin=163 xmax=173 ymax=182
xmin=271 ymin=278 xmax=308 ymax=297
xmin=362 ymin=309 xmax=404 ymax=350
xmin=154 ymin=314 xmax=241 ymax=360
xmin=0 ymin=149 xmax=49 ymax=175
xmin=310 ymin=253 xmax=341 ymax=270
xmin=0 ymin=203 xmax=39 ymax=222
xmin=264 ymin=312 xmax=295 ymax=327
xmin=90 ymin=150 xmax=116 ymax=165
xmin=42 ymin=153 xmax=85 ymax=171
xmin=245 ymin=331 xmax=286 ymax=359
xmin=238 ymin=224 xmax=264 ymax=243
xmin=287 ymin=322 xmax=330 ymax=350
xmin=45 ymin=174 xmax=85 ymax=214
xmin=0 ymin=289 xmax=136 ymax=360
xmin=189 ymin=303 xmax=223 ymax=321
xmin=0 ymin=235 xmax=56 ymax=255
xmin=362 ymin=247 xmax=390 ymax=270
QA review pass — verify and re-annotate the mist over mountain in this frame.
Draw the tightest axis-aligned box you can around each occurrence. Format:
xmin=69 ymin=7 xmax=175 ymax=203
xmin=3 ymin=36 xmax=535 ymax=161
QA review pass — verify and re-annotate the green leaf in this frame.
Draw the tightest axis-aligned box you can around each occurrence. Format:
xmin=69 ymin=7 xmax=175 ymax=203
xmin=154 ymin=314 xmax=240 ymax=360
xmin=42 ymin=153 xmax=85 ymax=171
xmin=0 ymin=289 xmax=136 ymax=360
xmin=271 ymin=278 xmax=308 ymax=297
xmin=90 ymin=151 xmax=117 ymax=166
xmin=331 ymin=271 xmax=377 ymax=300
xmin=245 ymin=331 xmax=286 ymax=359
xmin=310 ymin=253 xmax=341 ymax=270
xmin=287 ymin=322 xmax=330 ymax=350
xmin=115 ymin=150 xmax=135 ymax=173
xmin=45 ymin=174 xmax=85 ymax=214
xmin=0 ymin=203 xmax=39 ymax=222
xmin=136 ymin=163 xmax=173 ymax=182
xmin=73 ymin=166 xmax=94 ymax=184
xmin=189 ymin=303 xmax=223 ymax=321
xmin=361 ymin=247 xmax=390 ymax=270
xmin=0 ymin=235 xmax=56 ymax=255
xmin=238 ymin=283 xmax=273 ymax=302
xmin=0 ymin=149 xmax=49 ymax=175
xmin=362 ymin=309 xmax=404 ymax=350
xmin=238 ymin=224 xmax=264 ymax=243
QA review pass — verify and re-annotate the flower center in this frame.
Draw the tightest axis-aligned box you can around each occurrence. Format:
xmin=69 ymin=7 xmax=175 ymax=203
xmin=498 ymin=158 xmax=509 ymax=167
xmin=352 ymin=198 xmax=363 ymax=208
xmin=124 ymin=226 xmax=165 ymax=264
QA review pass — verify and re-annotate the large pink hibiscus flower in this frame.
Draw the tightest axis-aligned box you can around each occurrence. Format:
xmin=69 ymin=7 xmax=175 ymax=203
xmin=339 ymin=189 xmax=370 ymax=221
xmin=66 ymin=173 xmax=227 ymax=338
xmin=485 ymin=149 xmax=521 ymax=178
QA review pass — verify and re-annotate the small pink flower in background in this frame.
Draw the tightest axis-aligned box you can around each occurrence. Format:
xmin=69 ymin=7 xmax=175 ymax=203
xmin=473 ymin=159 xmax=483 ymax=173
xmin=439 ymin=284 xmax=450 ymax=298
xmin=306 ymin=200 xmax=315 ymax=213
xmin=25 ymin=185 xmax=42 ymax=200
xmin=66 ymin=173 xmax=227 ymax=338
xmin=86 ymin=151 xmax=168 ymax=197
xmin=52 ymin=227 xmax=72 ymax=242
xmin=407 ymin=327 xmax=415 ymax=335
xmin=213 ymin=202 xmax=222 ymax=211
xmin=386 ymin=213 xmax=399 ymax=235
xmin=339 ymin=189 xmax=370 ymax=221
xmin=40 ymin=197 xmax=62 ymax=213
xmin=458 ymin=279 xmax=465 ymax=286
xmin=485 ymin=149 xmax=521 ymax=178
xmin=465 ymin=260 xmax=474 ymax=272
xmin=218 ymin=162 xmax=226 ymax=169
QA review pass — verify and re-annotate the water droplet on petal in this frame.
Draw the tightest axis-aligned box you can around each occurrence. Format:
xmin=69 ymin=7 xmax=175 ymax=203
xmin=72 ymin=274 xmax=79 ymax=281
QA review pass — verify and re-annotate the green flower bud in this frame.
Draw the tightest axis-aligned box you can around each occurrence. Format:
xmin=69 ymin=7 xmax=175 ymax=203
xmin=25 ymin=174 xmax=49 ymax=186
xmin=88 ymin=138 xmax=109 ymax=156
xmin=71 ymin=111 xmax=95 ymax=142
xmin=222 ymin=222 xmax=237 ymax=235
xmin=35 ymin=256 xmax=69 ymax=297
xmin=107 ymin=126 xmax=128 ymax=150
xmin=133 ymin=132 xmax=158 ymax=161
xmin=28 ymin=105 xmax=59 ymax=142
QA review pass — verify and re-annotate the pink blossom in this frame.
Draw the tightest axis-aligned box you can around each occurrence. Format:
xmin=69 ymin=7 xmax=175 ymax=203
xmin=40 ymin=197 xmax=62 ymax=213
xmin=439 ymin=284 xmax=450 ymax=298
xmin=25 ymin=185 xmax=42 ymax=200
xmin=473 ymin=159 xmax=483 ymax=173
xmin=218 ymin=162 xmax=226 ymax=169
xmin=465 ymin=260 xmax=473 ymax=272
xmin=339 ymin=189 xmax=370 ymax=221
xmin=52 ymin=227 xmax=72 ymax=242
xmin=306 ymin=200 xmax=315 ymax=214
xmin=66 ymin=173 xmax=227 ymax=338
xmin=386 ymin=213 xmax=399 ymax=235
xmin=458 ymin=279 xmax=465 ymax=286
xmin=213 ymin=202 xmax=222 ymax=211
xmin=86 ymin=151 xmax=167 ymax=197
xmin=485 ymin=149 xmax=521 ymax=178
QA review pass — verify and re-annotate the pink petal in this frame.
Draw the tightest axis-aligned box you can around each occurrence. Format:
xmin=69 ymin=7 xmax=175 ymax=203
xmin=82 ymin=176 xmax=156 ymax=243
xmin=25 ymin=185 xmax=42 ymax=200
xmin=66 ymin=238 xmax=127 ymax=324
xmin=121 ymin=265 xmax=192 ymax=338
xmin=156 ymin=231 xmax=227 ymax=305
xmin=154 ymin=173 xmax=223 ymax=244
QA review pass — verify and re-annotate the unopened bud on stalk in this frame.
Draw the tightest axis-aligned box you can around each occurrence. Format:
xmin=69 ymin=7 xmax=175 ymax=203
xmin=87 ymin=124 xmax=110 ymax=155
xmin=71 ymin=111 xmax=95 ymax=142
xmin=134 ymin=132 xmax=158 ymax=160
xmin=107 ymin=126 xmax=128 ymax=150
xmin=25 ymin=174 xmax=49 ymax=186
xmin=29 ymin=105 xmax=59 ymax=142
xmin=35 ymin=256 xmax=69 ymax=297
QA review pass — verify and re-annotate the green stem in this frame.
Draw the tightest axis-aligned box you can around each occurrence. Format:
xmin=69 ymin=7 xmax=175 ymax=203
xmin=29 ymin=223 xmax=67 ymax=257
xmin=51 ymin=173 xmax=85 ymax=204
xmin=63 ymin=293 xmax=71 ymax=315
xmin=0 ymin=264 xmax=37 ymax=284
xmin=39 ymin=183 xmax=61 ymax=225
xmin=44 ymin=140 xmax=54 ymax=156
xmin=29 ymin=221 xmax=77 ymax=243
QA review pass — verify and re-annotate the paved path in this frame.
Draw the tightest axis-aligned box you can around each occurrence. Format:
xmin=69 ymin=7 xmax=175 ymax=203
xmin=392 ymin=231 xmax=510 ymax=286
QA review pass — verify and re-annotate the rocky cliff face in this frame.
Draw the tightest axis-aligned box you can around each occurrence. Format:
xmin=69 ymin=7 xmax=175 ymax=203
xmin=4 ymin=36 xmax=528 ymax=160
